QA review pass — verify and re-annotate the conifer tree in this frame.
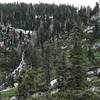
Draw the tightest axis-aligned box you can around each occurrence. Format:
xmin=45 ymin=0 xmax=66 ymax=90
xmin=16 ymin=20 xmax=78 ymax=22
xmin=67 ymin=22 xmax=87 ymax=90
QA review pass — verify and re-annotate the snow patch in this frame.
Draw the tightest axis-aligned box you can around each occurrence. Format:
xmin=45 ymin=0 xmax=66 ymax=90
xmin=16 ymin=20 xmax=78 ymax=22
xmin=1 ymin=87 xmax=12 ymax=92
xmin=12 ymin=52 xmax=25 ymax=76
xmin=97 ymin=68 xmax=100 ymax=74
xmin=51 ymin=89 xmax=59 ymax=95
xmin=87 ymin=78 xmax=92 ymax=82
xmin=0 ymin=41 xmax=4 ymax=47
xmin=87 ymin=71 xmax=94 ymax=75
xmin=50 ymin=79 xmax=57 ymax=87
xmin=15 ymin=29 xmax=25 ymax=34
xmin=84 ymin=26 xmax=94 ymax=33
xmin=10 ymin=96 xmax=17 ymax=100
xmin=90 ymin=86 xmax=99 ymax=92
xmin=14 ymin=83 xmax=18 ymax=87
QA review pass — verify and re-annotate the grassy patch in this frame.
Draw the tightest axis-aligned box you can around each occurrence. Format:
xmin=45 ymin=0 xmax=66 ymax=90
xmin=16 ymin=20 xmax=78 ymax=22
xmin=0 ymin=87 xmax=18 ymax=98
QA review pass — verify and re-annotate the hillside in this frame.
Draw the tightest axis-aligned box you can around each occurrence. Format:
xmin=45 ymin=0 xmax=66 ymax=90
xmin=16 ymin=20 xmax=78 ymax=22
xmin=0 ymin=2 xmax=100 ymax=100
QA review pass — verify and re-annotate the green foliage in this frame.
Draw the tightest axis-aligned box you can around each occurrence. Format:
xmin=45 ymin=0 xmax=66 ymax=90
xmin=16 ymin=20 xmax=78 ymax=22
xmin=0 ymin=2 xmax=100 ymax=100
xmin=0 ymin=47 xmax=19 ymax=71
xmin=18 ymin=67 xmax=36 ymax=99
xmin=52 ymin=90 xmax=100 ymax=100
xmin=24 ymin=47 xmax=42 ymax=68
xmin=0 ymin=87 xmax=18 ymax=98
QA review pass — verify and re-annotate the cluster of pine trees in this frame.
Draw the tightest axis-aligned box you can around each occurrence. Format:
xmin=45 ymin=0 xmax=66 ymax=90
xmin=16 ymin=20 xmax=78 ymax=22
xmin=0 ymin=2 xmax=100 ymax=100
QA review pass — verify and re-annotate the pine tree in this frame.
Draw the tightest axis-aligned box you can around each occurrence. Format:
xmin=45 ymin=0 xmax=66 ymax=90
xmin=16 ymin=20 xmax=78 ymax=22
xmin=38 ymin=20 xmax=45 ymax=56
xmin=68 ymin=42 xmax=86 ymax=89
xmin=67 ymin=22 xmax=87 ymax=90
xmin=18 ymin=67 xmax=36 ymax=100
xmin=57 ymin=51 xmax=66 ymax=88
xmin=44 ymin=45 xmax=51 ymax=86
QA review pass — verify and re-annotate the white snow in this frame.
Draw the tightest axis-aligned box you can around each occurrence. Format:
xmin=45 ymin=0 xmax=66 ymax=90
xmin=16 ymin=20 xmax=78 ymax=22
xmin=51 ymin=89 xmax=59 ymax=95
xmin=25 ymin=30 xmax=33 ymax=35
xmin=87 ymin=77 xmax=92 ymax=82
xmin=91 ymin=16 xmax=98 ymax=20
xmin=0 ymin=41 xmax=4 ymax=47
xmin=50 ymin=79 xmax=57 ymax=87
xmin=32 ymin=92 xmax=45 ymax=97
xmin=90 ymin=86 xmax=99 ymax=92
xmin=0 ymin=83 xmax=5 ymax=91
xmin=35 ymin=15 xmax=41 ymax=19
xmin=12 ymin=52 xmax=25 ymax=75
xmin=49 ymin=16 xmax=53 ymax=19
xmin=10 ymin=96 xmax=17 ymax=100
xmin=87 ymin=30 xmax=93 ymax=33
xmin=84 ymin=26 xmax=94 ymax=33
xmin=92 ymin=42 xmax=100 ymax=49
xmin=87 ymin=71 xmax=94 ymax=75
xmin=0 ymin=87 xmax=12 ymax=92
xmin=97 ymin=68 xmax=100 ymax=74
xmin=14 ymin=83 xmax=18 ymax=87
xmin=61 ymin=46 xmax=67 ymax=50
xmin=15 ymin=28 xmax=25 ymax=34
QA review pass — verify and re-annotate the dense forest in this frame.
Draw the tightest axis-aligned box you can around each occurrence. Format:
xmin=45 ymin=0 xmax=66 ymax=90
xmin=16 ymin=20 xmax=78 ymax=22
xmin=0 ymin=2 xmax=100 ymax=100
